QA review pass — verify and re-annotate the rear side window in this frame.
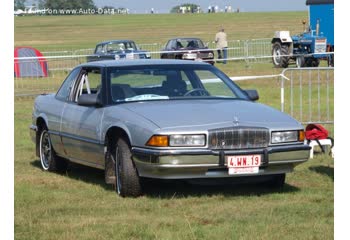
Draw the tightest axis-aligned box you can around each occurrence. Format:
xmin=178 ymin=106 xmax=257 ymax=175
xmin=56 ymin=68 xmax=81 ymax=101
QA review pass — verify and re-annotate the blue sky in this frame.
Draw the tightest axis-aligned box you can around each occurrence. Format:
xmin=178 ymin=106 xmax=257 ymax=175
xmin=26 ymin=0 xmax=308 ymax=13
xmin=93 ymin=0 xmax=308 ymax=13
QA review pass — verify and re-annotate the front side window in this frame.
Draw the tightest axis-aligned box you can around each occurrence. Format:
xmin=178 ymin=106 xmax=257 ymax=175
xmin=56 ymin=67 xmax=80 ymax=101
xmin=108 ymin=65 xmax=248 ymax=104
xmin=71 ymin=67 xmax=102 ymax=102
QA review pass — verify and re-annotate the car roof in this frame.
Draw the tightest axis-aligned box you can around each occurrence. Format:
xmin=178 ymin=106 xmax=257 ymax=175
xmin=77 ymin=59 xmax=210 ymax=68
xmin=97 ymin=40 xmax=135 ymax=45
xmin=169 ymin=37 xmax=202 ymax=41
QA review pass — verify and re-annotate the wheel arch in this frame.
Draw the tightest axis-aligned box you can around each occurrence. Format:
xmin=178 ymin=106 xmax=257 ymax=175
xmin=35 ymin=115 xmax=49 ymax=157
xmin=271 ymin=38 xmax=282 ymax=44
xmin=104 ymin=126 xmax=132 ymax=152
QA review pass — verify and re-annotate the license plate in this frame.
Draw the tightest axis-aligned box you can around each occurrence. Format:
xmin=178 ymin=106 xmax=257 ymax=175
xmin=227 ymin=155 xmax=261 ymax=175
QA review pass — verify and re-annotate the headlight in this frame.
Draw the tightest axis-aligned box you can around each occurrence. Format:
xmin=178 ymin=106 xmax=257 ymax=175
xmin=146 ymin=134 xmax=206 ymax=147
xmin=146 ymin=53 xmax=151 ymax=58
xmin=271 ymin=131 xmax=301 ymax=144
xmin=114 ymin=54 xmax=120 ymax=60
xmin=182 ymin=53 xmax=197 ymax=59
xmin=208 ymin=52 xmax=214 ymax=58
xmin=170 ymin=134 xmax=205 ymax=147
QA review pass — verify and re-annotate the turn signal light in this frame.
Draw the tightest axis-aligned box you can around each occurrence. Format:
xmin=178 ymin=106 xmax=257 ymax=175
xmin=299 ymin=130 xmax=305 ymax=142
xmin=146 ymin=135 xmax=169 ymax=147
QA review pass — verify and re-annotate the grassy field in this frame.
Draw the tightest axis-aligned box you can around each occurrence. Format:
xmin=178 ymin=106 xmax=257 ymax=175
xmin=14 ymin=12 xmax=334 ymax=240
xmin=15 ymin=12 xmax=308 ymax=50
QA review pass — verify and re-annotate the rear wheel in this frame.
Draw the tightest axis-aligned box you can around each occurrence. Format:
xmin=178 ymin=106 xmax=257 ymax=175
xmin=272 ymin=42 xmax=289 ymax=68
xmin=115 ymin=137 xmax=142 ymax=197
xmin=305 ymin=57 xmax=320 ymax=67
xmin=39 ymin=127 xmax=67 ymax=172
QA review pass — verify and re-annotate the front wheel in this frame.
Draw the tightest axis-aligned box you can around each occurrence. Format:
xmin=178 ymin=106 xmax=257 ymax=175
xmin=296 ymin=56 xmax=305 ymax=68
xmin=39 ymin=128 xmax=67 ymax=172
xmin=115 ymin=137 xmax=142 ymax=197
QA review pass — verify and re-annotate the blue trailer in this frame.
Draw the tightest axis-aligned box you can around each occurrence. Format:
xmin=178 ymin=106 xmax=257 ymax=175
xmin=271 ymin=0 xmax=334 ymax=68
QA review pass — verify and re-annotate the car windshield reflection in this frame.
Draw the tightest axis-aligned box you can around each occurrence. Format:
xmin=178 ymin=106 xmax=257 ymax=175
xmin=108 ymin=65 xmax=248 ymax=103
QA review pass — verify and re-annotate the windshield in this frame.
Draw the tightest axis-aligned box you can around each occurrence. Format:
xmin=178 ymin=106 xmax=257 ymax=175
xmin=105 ymin=41 xmax=138 ymax=53
xmin=177 ymin=39 xmax=205 ymax=48
xmin=108 ymin=65 xmax=248 ymax=103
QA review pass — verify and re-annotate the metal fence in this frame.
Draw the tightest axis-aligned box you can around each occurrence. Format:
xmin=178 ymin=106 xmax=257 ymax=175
xmin=14 ymin=56 xmax=334 ymax=126
xmin=37 ymin=38 xmax=272 ymax=64
xmin=14 ymin=55 xmax=87 ymax=97
xmin=280 ymin=67 xmax=334 ymax=125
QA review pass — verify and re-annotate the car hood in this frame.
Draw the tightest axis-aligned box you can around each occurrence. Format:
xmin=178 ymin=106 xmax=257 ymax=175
xmin=120 ymin=99 xmax=302 ymax=131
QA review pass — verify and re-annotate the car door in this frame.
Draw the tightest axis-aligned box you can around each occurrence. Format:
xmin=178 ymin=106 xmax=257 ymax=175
xmin=48 ymin=67 xmax=82 ymax=157
xmin=60 ymin=66 xmax=105 ymax=168
xmin=162 ymin=40 xmax=176 ymax=59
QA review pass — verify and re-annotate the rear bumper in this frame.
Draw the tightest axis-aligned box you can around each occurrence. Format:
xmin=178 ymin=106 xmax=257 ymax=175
xmin=132 ymin=145 xmax=310 ymax=179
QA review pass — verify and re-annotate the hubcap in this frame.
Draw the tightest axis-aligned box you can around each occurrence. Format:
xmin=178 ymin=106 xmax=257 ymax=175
xmin=40 ymin=130 xmax=51 ymax=170
xmin=273 ymin=48 xmax=281 ymax=65
xmin=296 ymin=57 xmax=303 ymax=68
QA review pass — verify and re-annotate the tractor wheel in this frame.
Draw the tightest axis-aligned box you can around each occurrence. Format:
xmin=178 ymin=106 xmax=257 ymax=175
xmin=272 ymin=42 xmax=289 ymax=68
xmin=305 ymin=57 xmax=320 ymax=67
xmin=296 ymin=56 xmax=305 ymax=68
xmin=328 ymin=55 xmax=334 ymax=67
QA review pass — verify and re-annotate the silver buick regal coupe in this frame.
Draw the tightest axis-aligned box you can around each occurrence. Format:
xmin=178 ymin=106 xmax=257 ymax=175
xmin=30 ymin=59 xmax=310 ymax=197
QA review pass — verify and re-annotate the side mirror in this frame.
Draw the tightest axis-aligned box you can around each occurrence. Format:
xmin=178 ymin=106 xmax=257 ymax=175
xmin=77 ymin=94 xmax=101 ymax=107
xmin=244 ymin=89 xmax=259 ymax=101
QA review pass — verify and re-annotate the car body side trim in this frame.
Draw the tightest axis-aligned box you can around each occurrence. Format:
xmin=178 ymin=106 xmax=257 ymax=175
xmin=48 ymin=130 xmax=103 ymax=145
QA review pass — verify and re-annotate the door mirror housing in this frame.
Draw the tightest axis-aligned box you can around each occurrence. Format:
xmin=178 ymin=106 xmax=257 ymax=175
xmin=244 ymin=89 xmax=259 ymax=101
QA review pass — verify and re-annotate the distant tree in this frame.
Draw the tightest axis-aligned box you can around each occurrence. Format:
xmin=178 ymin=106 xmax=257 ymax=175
xmin=42 ymin=0 xmax=96 ymax=10
xmin=170 ymin=3 xmax=201 ymax=13
xmin=14 ymin=0 xmax=26 ymax=10
xmin=38 ymin=0 xmax=46 ymax=9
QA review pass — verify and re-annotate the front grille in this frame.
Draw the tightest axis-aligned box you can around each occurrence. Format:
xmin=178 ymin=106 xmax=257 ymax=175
xmin=197 ymin=52 xmax=211 ymax=58
xmin=208 ymin=127 xmax=269 ymax=150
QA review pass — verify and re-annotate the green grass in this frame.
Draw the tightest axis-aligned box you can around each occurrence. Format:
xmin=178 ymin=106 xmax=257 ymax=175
xmin=15 ymin=12 xmax=308 ymax=51
xmin=15 ymin=12 xmax=333 ymax=240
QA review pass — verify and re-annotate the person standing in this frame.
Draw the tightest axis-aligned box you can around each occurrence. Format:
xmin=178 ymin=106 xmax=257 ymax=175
xmin=215 ymin=28 xmax=228 ymax=64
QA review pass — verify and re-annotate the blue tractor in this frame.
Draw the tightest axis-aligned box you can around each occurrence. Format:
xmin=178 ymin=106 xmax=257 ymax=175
xmin=271 ymin=0 xmax=334 ymax=68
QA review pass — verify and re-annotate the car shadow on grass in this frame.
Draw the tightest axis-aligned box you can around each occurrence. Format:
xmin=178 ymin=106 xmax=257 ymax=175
xmin=142 ymin=178 xmax=299 ymax=199
xmin=31 ymin=160 xmax=110 ymax=190
xmin=31 ymin=160 xmax=299 ymax=198
xmin=309 ymin=165 xmax=334 ymax=181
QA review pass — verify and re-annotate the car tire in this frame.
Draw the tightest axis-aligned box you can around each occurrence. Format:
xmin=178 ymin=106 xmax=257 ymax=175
xmin=39 ymin=127 xmax=67 ymax=172
xmin=115 ymin=137 xmax=142 ymax=197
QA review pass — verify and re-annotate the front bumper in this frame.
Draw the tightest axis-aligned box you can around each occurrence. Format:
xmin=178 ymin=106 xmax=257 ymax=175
xmin=132 ymin=144 xmax=310 ymax=179
xmin=29 ymin=124 xmax=37 ymax=143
